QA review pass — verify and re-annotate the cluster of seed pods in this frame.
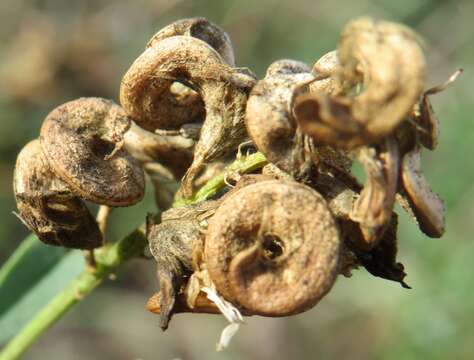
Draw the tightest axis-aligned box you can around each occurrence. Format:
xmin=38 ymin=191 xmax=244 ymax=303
xmin=14 ymin=17 xmax=460 ymax=331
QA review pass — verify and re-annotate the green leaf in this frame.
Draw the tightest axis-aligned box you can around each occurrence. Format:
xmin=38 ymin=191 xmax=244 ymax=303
xmin=0 ymin=235 xmax=84 ymax=345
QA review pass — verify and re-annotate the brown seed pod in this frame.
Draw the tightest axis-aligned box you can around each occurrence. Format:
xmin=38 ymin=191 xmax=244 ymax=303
xmin=294 ymin=17 xmax=426 ymax=149
xmin=309 ymin=50 xmax=343 ymax=95
xmin=205 ymin=180 xmax=341 ymax=316
xmin=147 ymin=17 xmax=235 ymax=66
xmin=400 ymin=147 xmax=445 ymax=237
xmin=246 ymin=59 xmax=351 ymax=176
xmin=121 ymin=35 xmax=256 ymax=197
xmin=350 ymin=137 xmax=400 ymax=248
xmin=121 ymin=18 xmax=237 ymax=133
xmin=14 ymin=140 xmax=102 ymax=249
xmin=40 ymin=97 xmax=145 ymax=207
xmin=246 ymin=60 xmax=314 ymax=175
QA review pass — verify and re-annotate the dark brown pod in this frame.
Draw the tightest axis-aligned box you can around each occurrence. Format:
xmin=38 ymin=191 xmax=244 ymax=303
xmin=246 ymin=59 xmax=351 ymax=176
xmin=40 ymin=98 xmax=145 ymax=207
xmin=400 ymin=147 xmax=445 ymax=237
xmin=205 ymin=180 xmax=341 ymax=316
xmin=294 ymin=17 xmax=426 ymax=149
xmin=14 ymin=140 xmax=101 ymax=249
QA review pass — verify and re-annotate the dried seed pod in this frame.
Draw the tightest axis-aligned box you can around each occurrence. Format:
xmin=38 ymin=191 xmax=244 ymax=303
xmin=205 ymin=180 xmax=341 ymax=316
xmin=295 ymin=17 xmax=426 ymax=148
xmin=400 ymin=147 xmax=445 ymax=237
xmin=40 ymin=97 xmax=145 ymax=207
xmin=14 ymin=140 xmax=101 ymax=249
xmin=147 ymin=201 xmax=218 ymax=329
xmin=246 ymin=59 xmax=351 ymax=176
xmin=121 ymin=18 xmax=236 ymax=133
xmin=246 ymin=60 xmax=314 ymax=175
xmin=121 ymin=35 xmax=255 ymax=197
xmin=147 ymin=17 xmax=235 ymax=66
xmin=350 ymin=137 xmax=400 ymax=247
xmin=309 ymin=50 xmax=342 ymax=95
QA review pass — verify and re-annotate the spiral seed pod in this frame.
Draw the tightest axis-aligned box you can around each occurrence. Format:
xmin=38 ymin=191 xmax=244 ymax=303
xmin=205 ymin=180 xmax=341 ymax=316
xmin=294 ymin=17 xmax=426 ymax=148
xmin=121 ymin=18 xmax=237 ymax=133
xmin=246 ymin=60 xmax=351 ymax=177
xmin=40 ymin=97 xmax=145 ymax=207
xmin=14 ymin=140 xmax=101 ymax=249
xmin=400 ymin=147 xmax=445 ymax=237
xmin=147 ymin=17 xmax=235 ymax=66
xmin=121 ymin=35 xmax=255 ymax=197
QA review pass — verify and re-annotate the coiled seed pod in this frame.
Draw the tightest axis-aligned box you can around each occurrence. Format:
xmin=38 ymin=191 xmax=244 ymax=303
xmin=14 ymin=140 xmax=101 ymax=249
xmin=40 ymin=97 xmax=145 ymax=207
xmin=295 ymin=17 xmax=426 ymax=148
xmin=205 ymin=180 xmax=341 ymax=316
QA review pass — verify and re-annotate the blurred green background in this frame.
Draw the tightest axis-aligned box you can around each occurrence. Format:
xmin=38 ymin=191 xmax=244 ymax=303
xmin=1 ymin=0 xmax=473 ymax=359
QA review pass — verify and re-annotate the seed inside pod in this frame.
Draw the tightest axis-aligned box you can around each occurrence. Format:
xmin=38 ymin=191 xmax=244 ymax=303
xmin=401 ymin=147 xmax=445 ymax=237
xmin=40 ymin=97 xmax=145 ymax=207
xmin=14 ymin=140 xmax=102 ymax=249
xmin=205 ymin=180 xmax=341 ymax=316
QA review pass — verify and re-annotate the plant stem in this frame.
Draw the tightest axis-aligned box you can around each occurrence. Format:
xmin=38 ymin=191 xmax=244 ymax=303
xmin=0 ymin=152 xmax=267 ymax=360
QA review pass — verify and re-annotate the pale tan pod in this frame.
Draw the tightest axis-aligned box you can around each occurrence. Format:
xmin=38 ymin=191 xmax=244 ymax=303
xmin=14 ymin=140 xmax=102 ymax=249
xmin=401 ymin=147 xmax=445 ymax=237
xmin=40 ymin=97 xmax=145 ymax=207
xmin=294 ymin=17 xmax=426 ymax=148
xmin=205 ymin=180 xmax=341 ymax=316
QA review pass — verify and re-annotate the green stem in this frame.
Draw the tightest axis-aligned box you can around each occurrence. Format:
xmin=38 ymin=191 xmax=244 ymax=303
xmin=0 ymin=152 xmax=267 ymax=360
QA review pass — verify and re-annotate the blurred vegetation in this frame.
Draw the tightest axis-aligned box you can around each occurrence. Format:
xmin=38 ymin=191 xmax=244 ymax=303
xmin=0 ymin=0 xmax=473 ymax=359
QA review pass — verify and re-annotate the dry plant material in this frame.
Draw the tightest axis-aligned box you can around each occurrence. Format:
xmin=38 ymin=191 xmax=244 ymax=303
xmin=12 ymin=15 xmax=459 ymax=343
xmin=350 ymin=137 xmax=399 ymax=247
xmin=147 ymin=201 xmax=218 ymax=329
xmin=40 ymin=97 xmax=145 ymax=206
xmin=400 ymin=147 xmax=445 ymax=237
xmin=14 ymin=140 xmax=101 ymax=249
xmin=121 ymin=35 xmax=255 ymax=197
xmin=294 ymin=17 xmax=425 ymax=149
xmin=205 ymin=180 xmax=340 ymax=316
xmin=246 ymin=59 xmax=351 ymax=177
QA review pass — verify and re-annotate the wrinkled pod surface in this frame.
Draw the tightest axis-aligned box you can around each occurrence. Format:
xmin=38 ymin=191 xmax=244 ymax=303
xmin=122 ymin=35 xmax=255 ymax=198
xmin=121 ymin=17 xmax=236 ymax=132
xmin=40 ymin=97 xmax=145 ymax=207
xmin=205 ymin=180 xmax=341 ymax=316
xmin=294 ymin=17 xmax=426 ymax=149
xmin=246 ymin=59 xmax=351 ymax=177
xmin=14 ymin=140 xmax=102 ymax=249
